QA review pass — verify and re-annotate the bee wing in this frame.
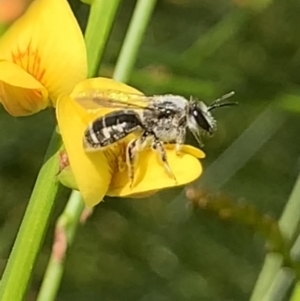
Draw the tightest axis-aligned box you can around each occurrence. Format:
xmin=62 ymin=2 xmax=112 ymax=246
xmin=73 ymin=89 xmax=154 ymax=110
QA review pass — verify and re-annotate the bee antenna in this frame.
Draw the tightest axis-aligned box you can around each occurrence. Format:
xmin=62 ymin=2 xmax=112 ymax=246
xmin=208 ymin=91 xmax=237 ymax=111
xmin=208 ymin=101 xmax=238 ymax=111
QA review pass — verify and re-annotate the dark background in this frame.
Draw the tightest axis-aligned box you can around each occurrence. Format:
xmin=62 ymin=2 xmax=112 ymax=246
xmin=1 ymin=0 xmax=300 ymax=300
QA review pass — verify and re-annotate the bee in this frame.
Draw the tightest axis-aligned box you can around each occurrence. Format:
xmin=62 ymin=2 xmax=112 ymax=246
xmin=75 ymin=90 xmax=236 ymax=185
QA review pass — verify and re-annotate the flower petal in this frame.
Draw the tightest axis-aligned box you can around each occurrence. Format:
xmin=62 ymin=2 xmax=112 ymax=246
xmin=56 ymin=94 xmax=111 ymax=207
xmin=0 ymin=60 xmax=48 ymax=115
xmin=56 ymin=77 xmax=143 ymax=207
xmin=108 ymin=145 xmax=205 ymax=197
xmin=0 ymin=0 xmax=87 ymax=105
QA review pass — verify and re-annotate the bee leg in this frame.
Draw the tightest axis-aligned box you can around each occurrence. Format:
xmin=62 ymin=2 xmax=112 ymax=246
xmin=175 ymin=126 xmax=186 ymax=156
xmin=152 ymin=138 xmax=177 ymax=184
xmin=126 ymin=139 xmax=138 ymax=188
xmin=175 ymin=142 xmax=183 ymax=156
xmin=126 ymin=131 xmax=153 ymax=188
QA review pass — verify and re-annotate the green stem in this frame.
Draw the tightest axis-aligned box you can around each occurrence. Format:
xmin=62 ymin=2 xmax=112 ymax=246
xmin=113 ymin=0 xmax=157 ymax=82
xmin=0 ymin=130 xmax=61 ymax=301
xmin=261 ymin=268 xmax=295 ymax=301
xmin=290 ymin=282 xmax=300 ymax=301
xmin=279 ymin=174 xmax=300 ymax=242
xmin=250 ymin=173 xmax=300 ymax=301
xmin=85 ymin=0 xmax=122 ymax=77
xmin=250 ymin=254 xmax=284 ymax=301
xmin=36 ymin=191 xmax=85 ymax=301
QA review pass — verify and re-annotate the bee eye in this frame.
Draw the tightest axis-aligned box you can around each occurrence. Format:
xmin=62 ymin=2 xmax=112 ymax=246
xmin=192 ymin=108 xmax=211 ymax=132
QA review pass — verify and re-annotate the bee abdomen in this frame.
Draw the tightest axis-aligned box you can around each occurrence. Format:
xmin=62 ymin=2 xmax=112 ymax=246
xmin=84 ymin=110 xmax=143 ymax=149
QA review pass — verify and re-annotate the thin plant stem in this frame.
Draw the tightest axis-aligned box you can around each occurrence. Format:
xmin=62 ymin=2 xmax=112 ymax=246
xmin=278 ymin=174 xmax=300 ymax=242
xmin=250 ymin=173 xmax=300 ymax=301
xmin=290 ymin=282 xmax=300 ymax=301
xmin=113 ymin=0 xmax=157 ymax=82
xmin=36 ymin=191 xmax=85 ymax=301
xmin=85 ymin=0 xmax=122 ymax=77
xmin=261 ymin=268 xmax=295 ymax=301
xmin=0 ymin=130 xmax=62 ymax=301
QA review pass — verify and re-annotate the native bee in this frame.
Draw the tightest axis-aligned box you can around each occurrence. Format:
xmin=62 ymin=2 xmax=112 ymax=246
xmin=75 ymin=90 xmax=236 ymax=185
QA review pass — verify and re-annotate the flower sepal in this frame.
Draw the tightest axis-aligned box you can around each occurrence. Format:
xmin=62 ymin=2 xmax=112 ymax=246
xmin=56 ymin=149 xmax=78 ymax=191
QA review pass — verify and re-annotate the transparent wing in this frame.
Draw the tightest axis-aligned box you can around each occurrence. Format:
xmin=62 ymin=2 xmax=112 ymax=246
xmin=74 ymin=89 xmax=154 ymax=110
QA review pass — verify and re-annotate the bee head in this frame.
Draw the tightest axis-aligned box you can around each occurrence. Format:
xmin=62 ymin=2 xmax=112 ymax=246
xmin=187 ymin=91 xmax=236 ymax=146
xmin=189 ymin=101 xmax=215 ymax=134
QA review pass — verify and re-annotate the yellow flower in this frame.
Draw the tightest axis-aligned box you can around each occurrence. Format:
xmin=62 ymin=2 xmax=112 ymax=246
xmin=0 ymin=0 xmax=87 ymax=116
xmin=56 ymin=77 xmax=205 ymax=207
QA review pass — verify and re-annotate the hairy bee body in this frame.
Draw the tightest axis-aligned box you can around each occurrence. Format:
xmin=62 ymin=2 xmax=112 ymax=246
xmin=84 ymin=95 xmax=189 ymax=150
xmin=142 ymin=96 xmax=187 ymax=143
xmin=75 ymin=90 xmax=236 ymax=186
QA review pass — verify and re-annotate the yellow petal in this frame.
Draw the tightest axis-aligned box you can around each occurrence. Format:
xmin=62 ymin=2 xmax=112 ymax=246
xmin=56 ymin=94 xmax=111 ymax=207
xmin=0 ymin=60 xmax=48 ymax=116
xmin=108 ymin=145 xmax=205 ymax=197
xmin=56 ymin=77 xmax=143 ymax=207
xmin=0 ymin=0 xmax=87 ymax=106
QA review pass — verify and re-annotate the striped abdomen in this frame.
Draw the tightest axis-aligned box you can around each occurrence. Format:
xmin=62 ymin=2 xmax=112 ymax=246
xmin=84 ymin=110 xmax=143 ymax=149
